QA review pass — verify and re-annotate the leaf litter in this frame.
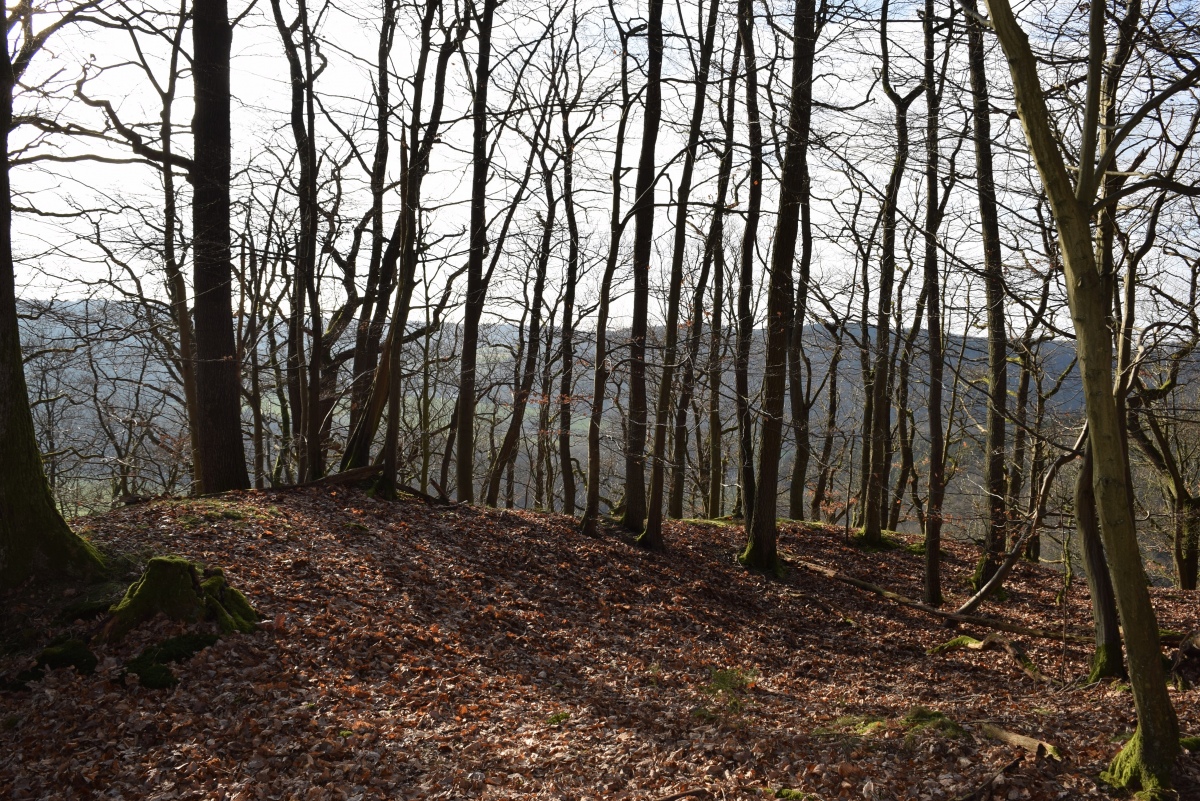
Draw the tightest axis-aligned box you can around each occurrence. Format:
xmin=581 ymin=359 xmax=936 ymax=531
xmin=1 ymin=486 xmax=1197 ymax=800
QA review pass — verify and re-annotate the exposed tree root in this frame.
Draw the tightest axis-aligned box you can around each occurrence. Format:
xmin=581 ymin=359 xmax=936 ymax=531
xmin=930 ymin=633 xmax=1051 ymax=684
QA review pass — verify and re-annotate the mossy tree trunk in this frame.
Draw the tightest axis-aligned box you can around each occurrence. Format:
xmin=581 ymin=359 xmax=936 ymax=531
xmin=983 ymin=0 xmax=1180 ymax=790
xmin=0 ymin=4 xmax=103 ymax=588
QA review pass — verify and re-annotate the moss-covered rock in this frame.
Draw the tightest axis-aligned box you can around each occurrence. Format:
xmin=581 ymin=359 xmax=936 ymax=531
xmin=103 ymin=556 xmax=258 ymax=641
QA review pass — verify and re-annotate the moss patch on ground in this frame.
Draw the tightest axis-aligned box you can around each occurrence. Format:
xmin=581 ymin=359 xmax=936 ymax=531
xmin=124 ymin=633 xmax=220 ymax=689
xmin=902 ymin=705 xmax=966 ymax=738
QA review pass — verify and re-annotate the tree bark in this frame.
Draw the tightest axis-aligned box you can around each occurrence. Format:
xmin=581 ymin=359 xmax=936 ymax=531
xmin=191 ymin=0 xmax=249 ymax=493
xmin=0 ymin=2 xmax=103 ymax=586
xmin=621 ymin=0 xmax=664 ymax=536
xmin=455 ymin=0 xmax=499 ymax=503
xmin=983 ymin=0 xmax=1180 ymax=786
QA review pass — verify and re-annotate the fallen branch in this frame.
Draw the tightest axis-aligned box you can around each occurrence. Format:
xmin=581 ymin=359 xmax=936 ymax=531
xmin=785 ymin=555 xmax=1092 ymax=643
xmin=265 ymin=465 xmax=383 ymax=492
xmin=649 ymin=790 xmax=711 ymax=801
xmin=978 ymin=724 xmax=1062 ymax=761
xmin=952 ymin=756 xmax=1023 ymax=801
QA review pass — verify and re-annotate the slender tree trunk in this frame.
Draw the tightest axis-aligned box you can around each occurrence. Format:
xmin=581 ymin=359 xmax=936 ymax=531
xmin=642 ymin=0 xmax=719 ymax=547
xmin=734 ymin=0 xmax=762 ymax=532
xmin=923 ymin=0 xmax=946 ymax=605
xmin=1076 ymin=446 xmax=1125 ymax=681
xmin=863 ymin=0 xmax=920 ymax=544
xmin=706 ymin=41 xmax=739 ymax=521
xmin=786 ymin=0 xmax=819 ymax=521
xmin=581 ymin=18 xmax=634 ymax=536
xmin=621 ymin=0 xmax=665 ymax=536
xmin=965 ymin=0 xmax=1008 ymax=587
xmin=455 ymin=0 xmax=499 ymax=503
xmin=486 ymin=194 xmax=555 ymax=506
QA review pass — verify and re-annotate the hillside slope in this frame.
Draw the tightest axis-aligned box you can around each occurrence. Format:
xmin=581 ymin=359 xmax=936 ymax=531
xmin=1 ymin=487 xmax=1197 ymax=800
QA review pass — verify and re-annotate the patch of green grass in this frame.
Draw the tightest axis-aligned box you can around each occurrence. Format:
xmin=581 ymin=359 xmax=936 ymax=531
xmin=765 ymin=790 xmax=818 ymax=800
xmin=813 ymin=714 xmax=885 ymax=738
xmin=1110 ymin=730 xmax=1135 ymax=744
xmin=901 ymin=706 xmax=966 ymax=738
xmin=1181 ymin=736 xmax=1200 ymax=753
xmin=339 ymin=729 xmax=353 ymax=738
xmin=697 ymin=667 xmax=758 ymax=718
xmin=546 ymin=712 xmax=570 ymax=727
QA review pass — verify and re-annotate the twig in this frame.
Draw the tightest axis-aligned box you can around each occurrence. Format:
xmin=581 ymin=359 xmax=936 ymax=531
xmin=952 ymin=756 xmax=1022 ymax=801
xmin=649 ymin=790 xmax=711 ymax=801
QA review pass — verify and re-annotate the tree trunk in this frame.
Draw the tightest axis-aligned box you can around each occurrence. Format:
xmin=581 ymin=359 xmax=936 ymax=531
xmin=192 ymin=0 xmax=249 ymax=493
xmin=984 ymin=0 xmax=1180 ymax=786
xmin=965 ymin=0 xmax=1008 ymax=588
xmin=0 ymin=7 xmax=103 ymax=586
xmin=1075 ymin=446 xmax=1124 ymax=681
xmin=642 ymin=0 xmax=719 ymax=547
xmin=621 ymin=0 xmax=664 ymax=536
xmin=734 ymin=0 xmax=762 ymax=533
xmin=455 ymin=0 xmax=498 ymax=503
xmin=862 ymin=0 xmax=920 ymax=545
xmin=923 ymin=0 xmax=946 ymax=605
xmin=486 ymin=193 xmax=555 ymax=506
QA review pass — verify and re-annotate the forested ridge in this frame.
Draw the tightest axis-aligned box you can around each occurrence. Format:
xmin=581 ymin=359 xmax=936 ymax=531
xmin=2 ymin=0 xmax=1200 ymax=796
xmin=2 ymin=487 xmax=1199 ymax=800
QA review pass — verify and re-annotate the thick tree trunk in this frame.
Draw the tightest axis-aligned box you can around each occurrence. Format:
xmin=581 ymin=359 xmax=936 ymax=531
xmin=743 ymin=0 xmax=814 ymax=570
xmin=192 ymin=0 xmax=249 ymax=493
xmin=0 ymin=11 xmax=103 ymax=586
xmin=983 ymin=0 xmax=1180 ymax=786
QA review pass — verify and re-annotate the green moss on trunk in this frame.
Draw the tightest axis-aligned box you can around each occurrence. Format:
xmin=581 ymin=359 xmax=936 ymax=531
xmin=1101 ymin=725 xmax=1179 ymax=800
xmin=1088 ymin=642 xmax=1126 ymax=683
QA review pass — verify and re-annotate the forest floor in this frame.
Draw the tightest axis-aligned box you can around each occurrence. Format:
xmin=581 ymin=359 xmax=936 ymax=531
xmin=1 ymin=486 xmax=1198 ymax=801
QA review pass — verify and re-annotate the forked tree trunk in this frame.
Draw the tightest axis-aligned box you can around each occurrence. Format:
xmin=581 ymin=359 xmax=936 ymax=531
xmin=983 ymin=0 xmax=1180 ymax=787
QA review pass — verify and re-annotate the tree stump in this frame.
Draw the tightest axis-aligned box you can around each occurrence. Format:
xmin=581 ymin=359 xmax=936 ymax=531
xmin=102 ymin=556 xmax=258 ymax=641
